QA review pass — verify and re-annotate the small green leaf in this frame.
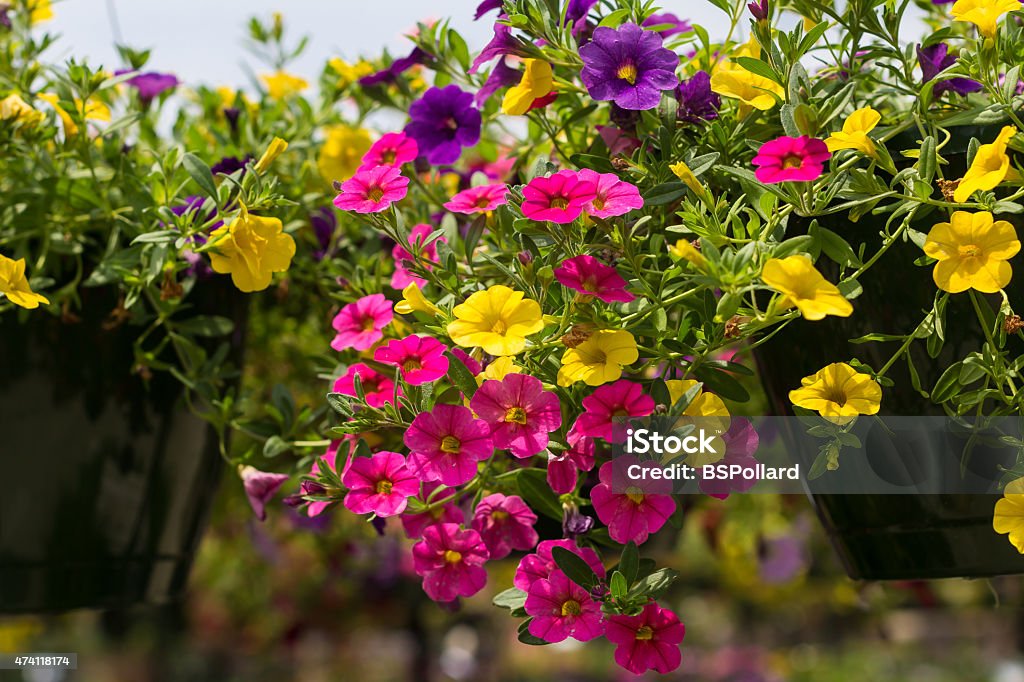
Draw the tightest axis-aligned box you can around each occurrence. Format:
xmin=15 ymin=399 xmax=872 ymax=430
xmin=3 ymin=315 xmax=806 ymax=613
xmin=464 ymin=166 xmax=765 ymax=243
xmin=183 ymin=152 xmax=218 ymax=200
xmin=552 ymin=546 xmax=599 ymax=591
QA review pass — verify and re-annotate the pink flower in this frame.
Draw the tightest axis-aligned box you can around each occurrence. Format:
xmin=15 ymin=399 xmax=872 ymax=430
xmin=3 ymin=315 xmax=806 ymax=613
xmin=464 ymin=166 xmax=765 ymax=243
xmin=554 ymin=255 xmax=635 ymax=303
xmin=578 ymin=168 xmax=643 ymax=218
xmin=525 ymin=570 xmax=605 ymax=643
xmin=752 ymin=136 xmax=831 ymax=184
xmin=373 ymin=334 xmax=449 ymax=385
xmin=333 ymin=363 xmax=401 ymax=408
xmin=514 ymin=539 xmax=605 ymax=591
xmin=391 ymin=223 xmax=444 ymax=289
xmin=307 ymin=441 xmax=340 ymax=517
xmin=590 ymin=459 xmax=677 ymax=545
xmin=547 ymin=421 xmax=596 ymax=495
xmin=341 ymin=451 xmax=420 ymax=517
xmin=699 ymin=419 xmax=760 ymax=499
xmin=412 ymin=523 xmax=490 ymax=602
xmin=240 ymin=466 xmax=290 ymax=521
xmin=359 ymin=131 xmax=419 ymax=171
xmin=401 ymin=481 xmax=466 ymax=539
xmin=574 ymin=380 xmax=655 ymax=443
xmin=450 ymin=348 xmax=482 ymax=376
xmin=330 ymin=294 xmax=393 ymax=352
xmin=405 ymin=404 xmax=493 ymax=486
xmin=333 ymin=165 xmax=410 ymax=213
xmin=471 ymin=493 xmax=539 ymax=559
xmin=470 ymin=374 xmax=562 ymax=458
xmin=521 ymin=170 xmax=597 ymax=223
xmin=444 ymin=183 xmax=510 ymax=214
xmin=605 ymin=602 xmax=686 ymax=675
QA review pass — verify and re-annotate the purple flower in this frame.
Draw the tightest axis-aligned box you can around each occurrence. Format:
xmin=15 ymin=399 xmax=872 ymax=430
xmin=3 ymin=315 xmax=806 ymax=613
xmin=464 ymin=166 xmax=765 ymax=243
xmin=359 ymin=46 xmax=430 ymax=87
xmin=404 ymin=85 xmax=482 ymax=165
xmin=240 ymin=466 xmax=290 ymax=522
xmin=579 ymin=23 xmax=680 ymax=111
xmin=0 ymin=4 xmax=11 ymax=29
xmin=311 ymin=207 xmax=336 ymax=261
xmin=917 ymin=43 xmax=983 ymax=97
xmin=469 ymin=19 xmax=526 ymax=74
xmin=115 ymin=70 xmax=179 ymax=105
xmin=474 ymin=57 xmax=520 ymax=107
xmin=642 ymin=12 xmax=693 ymax=37
xmin=675 ymin=70 xmax=720 ymax=124
xmin=171 ymin=195 xmax=219 ymax=279
xmin=748 ymin=0 xmax=770 ymax=21
xmin=211 ymin=155 xmax=252 ymax=176
xmin=566 ymin=0 xmax=599 ymax=24
xmin=474 ymin=0 xmax=503 ymax=20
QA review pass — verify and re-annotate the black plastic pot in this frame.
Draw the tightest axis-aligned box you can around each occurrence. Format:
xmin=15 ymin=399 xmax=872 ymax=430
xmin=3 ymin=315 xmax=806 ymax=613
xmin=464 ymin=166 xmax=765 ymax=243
xmin=0 ymin=281 xmax=247 ymax=612
xmin=754 ymin=125 xmax=1024 ymax=580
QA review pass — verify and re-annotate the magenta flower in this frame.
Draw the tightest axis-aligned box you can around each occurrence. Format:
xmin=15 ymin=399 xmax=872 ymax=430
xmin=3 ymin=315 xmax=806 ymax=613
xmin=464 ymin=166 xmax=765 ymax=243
xmin=401 ymin=481 xmax=466 ymax=539
xmin=752 ymin=136 xmax=831 ymax=184
xmin=470 ymin=374 xmax=562 ymax=458
xmin=333 ymin=363 xmax=401 ymax=408
xmin=514 ymin=539 xmax=605 ymax=591
xmin=451 ymin=348 xmax=482 ymax=376
xmin=521 ymin=170 xmax=597 ymax=223
xmin=579 ymin=23 xmax=680 ymax=111
xmin=404 ymin=85 xmax=482 ymax=165
xmin=605 ymin=602 xmax=686 ymax=675
xmin=469 ymin=20 xmax=527 ymax=74
xmin=359 ymin=131 xmax=419 ymax=171
xmin=330 ymin=294 xmax=393 ymax=352
xmin=116 ymin=70 xmax=179 ymax=105
xmin=574 ymin=380 xmax=655 ymax=443
xmin=240 ymin=466 xmax=290 ymax=521
xmin=547 ymin=421 xmax=596 ymax=494
xmin=698 ymin=419 xmax=760 ymax=499
xmin=471 ymin=493 xmax=539 ymax=559
xmin=405 ymin=404 xmax=493 ymax=486
xmin=412 ymin=523 xmax=490 ymax=602
xmin=341 ymin=451 xmax=420 ymax=517
xmin=333 ymin=165 xmax=409 ymax=213
xmin=525 ymin=570 xmax=605 ymax=643
xmin=590 ymin=460 xmax=677 ymax=545
xmin=554 ymin=255 xmax=635 ymax=303
xmin=577 ymin=169 xmax=644 ymax=219
xmin=391 ymin=223 xmax=444 ymax=289
xmin=643 ymin=12 xmax=693 ymax=37
xmin=373 ymin=334 xmax=449 ymax=386
xmin=443 ymin=183 xmax=510 ymax=214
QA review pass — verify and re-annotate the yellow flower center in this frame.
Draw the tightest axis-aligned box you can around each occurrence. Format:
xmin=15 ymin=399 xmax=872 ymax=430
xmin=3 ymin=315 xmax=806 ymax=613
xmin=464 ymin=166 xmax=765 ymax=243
xmin=440 ymin=436 xmax=461 ymax=453
xmin=367 ymin=185 xmax=385 ymax=202
xmin=958 ymin=244 xmax=982 ymax=258
xmin=560 ymin=599 xmax=582 ymax=616
xmin=505 ymin=406 xmax=528 ymax=424
xmin=491 ymin=319 xmax=508 ymax=334
xmin=782 ymin=154 xmax=803 ymax=170
xmin=824 ymin=386 xmax=848 ymax=407
xmin=476 ymin=196 xmax=493 ymax=208
xmin=635 ymin=625 xmax=654 ymax=641
xmin=381 ymin=150 xmax=397 ymax=164
xmin=444 ymin=117 xmax=458 ymax=131
xmin=616 ymin=62 xmax=638 ymax=85
xmin=444 ymin=550 xmax=463 ymax=564
xmin=625 ymin=486 xmax=645 ymax=505
xmin=591 ymin=195 xmax=606 ymax=210
xmin=582 ymin=278 xmax=599 ymax=293
xmin=550 ymin=197 xmax=569 ymax=209
xmin=375 ymin=480 xmax=394 ymax=495
xmin=491 ymin=510 xmax=509 ymax=521
xmin=362 ymin=316 xmax=378 ymax=331
xmin=403 ymin=358 xmax=422 ymax=372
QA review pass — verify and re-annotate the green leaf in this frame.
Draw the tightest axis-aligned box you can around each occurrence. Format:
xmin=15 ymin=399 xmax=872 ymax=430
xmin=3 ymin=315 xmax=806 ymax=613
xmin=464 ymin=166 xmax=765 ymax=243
xmin=263 ymin=435 xmax=291 ymax=458
xmin=932 ymin=362 xmax=963 ymax=403
xmin=817 ymin=226 xmax=863 ymax=267
xmin=517 ymin=468 xmax=563 ymax=520
xmin=609 ymin=571 xmax=628 ymax=601
xmin=644 ymin=182 xmax=688 ymax=206
xmin=734 ymin=57 xmax=782 ymax=85
xmin=445 ymin=351 xmax=479 ymax=398
xmin=627 ymin=567 xmax=678 ymax=600
xmin=183 ymin=152 xmax=218 ymax=200
xmin=551 ymin=546 xmax=599 ymax=590
xmin=493 ymin=587 xmax=528 ymax=611
xmin=131 ymin=229 xmax=180 ymax=245
xmin=619 ymin=542 xmax=639 ymax=584
xmin=517 ymin=619 xmax=549 ymax=646
xmin=175 ymin=315 xmax=235 ymax=337
xmin=695 ymin=366 xmax=749 ymax=402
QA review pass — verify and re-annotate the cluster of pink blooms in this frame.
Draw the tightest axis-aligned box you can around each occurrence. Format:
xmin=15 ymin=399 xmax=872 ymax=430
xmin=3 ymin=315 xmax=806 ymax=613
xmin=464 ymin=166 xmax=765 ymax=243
xmin=521 ymin=168 xmax=644 ymax=223
xmin=752 ymin=135 xmax=832 ymax=184
xmin=333 ymin=132 xmax=418 ymax=213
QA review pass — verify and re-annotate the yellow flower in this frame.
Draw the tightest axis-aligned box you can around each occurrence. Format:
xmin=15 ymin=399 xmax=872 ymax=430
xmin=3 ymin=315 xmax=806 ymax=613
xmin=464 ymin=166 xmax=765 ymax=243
xmin=37 ymin=93 xmax=110 ymax=136
xmin=951 ymin=0 xmax=1020 ymax=38
xmin=666 ymin=379 xmax=731 ymax=418
xmin=994 ymin=477 xmax=1024 ymax=553
xmin=254 ymin=137 xmax=289 ymax=174
xmin=476 ymin=356 xmax=521 ymax=384
xmin=328 ymin=57 xmax=375 ymax=87
xmin=0 ymin=254 xmax=49 ymax=309
xmin=261 ymin=71 xmax=309 ymax=100
xmin=317 ymin=125 xmax=373 ymax=184
xmin=557 ymin=329 xmax=638 ymax=387
xmin=710 ymin=65 xmax=784 ymax=111
xmin=207 ymin=205 xmax=296 ymax=293
xmin=923 ymin=211 xmax=1020 ymax=293
xmin=502 ymin=59 xmax=554 ymax=115
xmin=762 ymin=255 xmax=853 ymax=320
xmin=669 ymin=161 xmax=707 ymax=197
xmin=27 ymin=0 xmax=53 ymax=22
xmin=395 ymin=282 xmax=440 ymax=316
xmin=954 ymin=125 xmax=1019 ymax=203
xmin=825 ymin=107 xmax=880 ymax=157
xmin=789 ymin=362 xmax=882 ymax=418
xmin=0 ymin=93 xmax=44 ymax=127
xmin=448 ymin=285 xmax=545 ymax=356
xmin=669 ymin=239 xmax=708 ymax=270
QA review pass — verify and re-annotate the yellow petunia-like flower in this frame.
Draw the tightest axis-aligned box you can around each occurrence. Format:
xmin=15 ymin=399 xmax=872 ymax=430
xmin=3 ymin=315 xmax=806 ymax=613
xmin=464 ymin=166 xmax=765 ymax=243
xmin=762 ymin=256 xmax=853 ymax=320
xmin=666 ymin=379 xmax=731 ymax=419
xmin=317 ymin=125 xmax=373 ymax=185
xmin=476 ymin=356 xmax=521 ymax=384
xmin=207 ymin=204 xmax=297 ymax=293
xmin=994 ymin=477 xmax=1024 ymax=553
xmin=261 ymin=71 xmax=309 ymax=100
xmin=37 ymin=93 xmax=110 ymax=136
xmin=789 ymin=362 xmax=882 ymax=418
xmin=557 ymin=329 xmax=638 ymax=387
xmin=0 ymin=93 xmax=44 ymax=128
xmin=710 ymin=65 xmax=784 ymax=111
xmin=669 ymin=239 xmax=708 ymax=271
xmin=447 ymin=285 xmax=545 ymax=356
xmin=954 ymin=125 xmax=1019 ymax=203
xmin=502 ymin=59 xmax=554 ymax=116
xmin=254 ymin=137 xmax=289 ymax=174
xmin=328 ymin=58 xmax=375 ymax=87
xmin=923 ymin=211 xmax=1021 ymax=293
xmin=669 ymin=161 xmax=707 ymax=197
xmin=951 ymin=0 xmax=1020 ymax=38
xmin=0 ymin=254 xmax=49 ymax=309
xmin=825 ymin=107 xmax=881 ymax=157
xmin=27 ymin=0 xmax=53 ymax=23
xmin=395 ymin=282 xmax=440 ymax=316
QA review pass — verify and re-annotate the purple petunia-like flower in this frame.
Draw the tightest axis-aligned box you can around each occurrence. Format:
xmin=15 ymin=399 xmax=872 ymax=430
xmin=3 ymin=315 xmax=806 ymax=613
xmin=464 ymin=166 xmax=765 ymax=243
xmin=359 ymin=47 xmax=430 ymax=87
xmin=404 ymin=85 xmax=482 ymax=165
xmin=579 ymin=23 xmax=680 ymax=111
xmin=115 ymin=70 xmax=179 ymax=104
xmin=475 ymin=57 xmax=521 ymax=106
xmin=470 ymin=19 xmax=527 ymax=74
xmin=643 ymin=12 xmax=693 ymax=37
xmin=675 ymin=70 xmax=720 ymax=124
xmin=917 ymin=43 xmax=983 ymax=97
xmin=474 ymin=0 xmax=503 ymax=20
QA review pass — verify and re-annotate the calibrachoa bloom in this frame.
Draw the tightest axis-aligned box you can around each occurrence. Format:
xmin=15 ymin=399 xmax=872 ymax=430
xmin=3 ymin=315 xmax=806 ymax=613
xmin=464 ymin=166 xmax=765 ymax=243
xmin=470 ymin=373 xmax=563 ymax=458
xmin=448 ymin=285 xmax=545 ymax=356
xmin=752 ymin=136 xmax=831 ymax=183
xmin=392 ymin=223 xmax=443 ymax=289
xmin=342 ymin=451 xmax=420 ymax=517
xmin=502 ymin=59 xmax=554 ymax=115
xmin=557 ymin=329 xmax=639 ymax=386
xmin=579 ymin=23 xmax=680 ymax=111
xmin=698 ymin=419 xmax=760 ymax=499
xmin=333 ymin=363 xmax=401 ymax=408
xmin=675 ymin=70 xmax=720 ymax=124
xmin=443 ymin=183 xmax=510 ymax=214
xmin=710 ymin=63 xmax=785 ymax=111
xmin=0 ymin=254 xmax=48 ymax=309
xmin=643 ymin=11 xmax=693 ymax=37
xmin=514 ymin=539 xmax=606 ymax=591
xmin=994 ymin=477 xmax=1024 ymax=553
xmin=954 ymin=126 xmax=1018 ymax=203
xmin=547 ymin=422 xmax=596 ymax=494
xmin=761 ymin=255 xmax=853 ymax=320
xmin=525 ymin=570 xmax=605 ymax=643
xmin=471 ymin=493 xmax=539 ymax=559
xmin=373 ymin=334 xmax=450 ymax=385
xmin=577 ymin=168 xmax=644 ymax=218
xmin=521 ymin=170 xmax=598 ymax=223
xmin=0 ymin=93 xmax=44 ymax=127
xmin=239 ymin=466 xmax=290 ymax=522
xmin=207 ymin=205 xmax=296 ymax=293
xmin=333 ymin=165 xmax=410 ymax=214
xmin=951 ymin=0 xmax=1020 ymax=38
xmin=402 ymin=481 xmax=466 ymax=539
xmin=306 ymin=442 xmax=340 ymax=518
xmin=825 ymin=107 xmax=881 ymax=157
xmin=405 ymin=404 xmax=493 ymax=486
xmin=359 ymin=131 xmax=419 ymax=171
xmin=591 ymin=459 xmax=677 ymax=544
xmin=331 ymin=294 xmax=393 ymax=352
xmin=412 ymin=523 xmax=490 ymax=602
xmin=405 ymin=85 xmax=482 ymax=165
xmin=319 ymin=125 xmax=374 ymax=183
xmin=605 ymin=602 xmax=686 ymax=675
xmin=261 ymin=70 xmax=309 ymax=99
xmin=116 ymin=70 xmax=179 ymax=105
xmin=923 ymin=211 xmax=1021 ymax=293
xmin=451 ymin=348 xmax=483 ymax=375
xmin=396 ymin=282 xmax=441 ymax=316
xmin=669 ymin=238 xmax=708 ymax=270
xmin=918 ymin=43 xmax=982 ymax=96
xmin=789 ymin=362 xmax=883 ymax=418
xmin=575 ymin=380 xmax=655 ymax=442
xmin=555 ymin=255 xmax=635 ymax=303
